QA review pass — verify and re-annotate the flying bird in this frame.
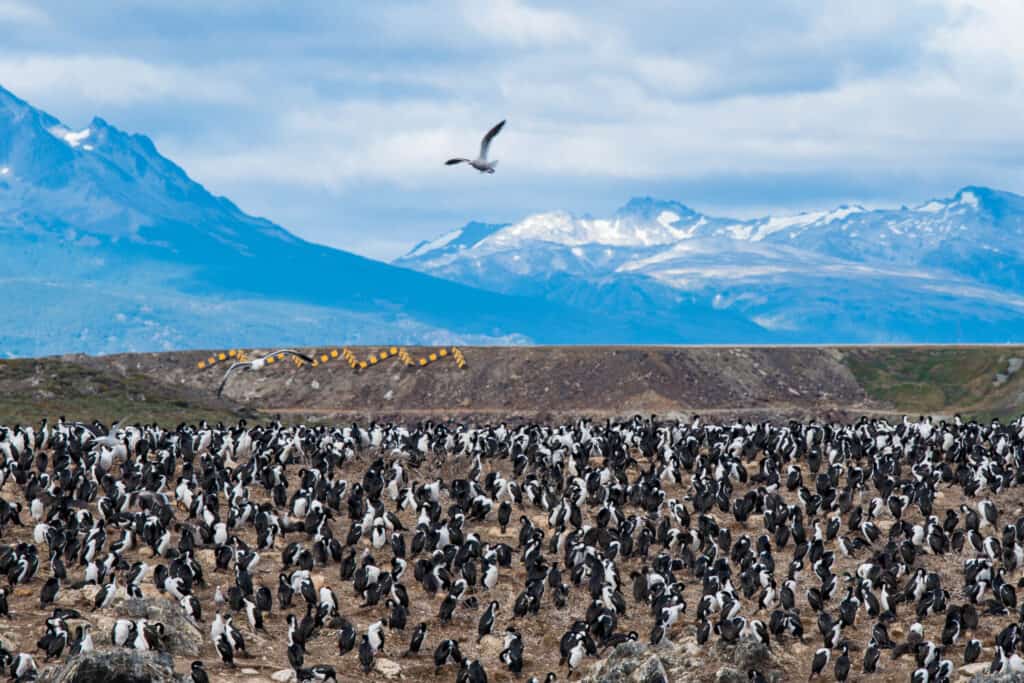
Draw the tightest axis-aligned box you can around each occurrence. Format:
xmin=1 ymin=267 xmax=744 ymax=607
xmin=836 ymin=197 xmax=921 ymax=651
xmin=445 ymin=120 xmax=505 ymax=174
xmin=217 ymin=350 xmax=315 ymax=397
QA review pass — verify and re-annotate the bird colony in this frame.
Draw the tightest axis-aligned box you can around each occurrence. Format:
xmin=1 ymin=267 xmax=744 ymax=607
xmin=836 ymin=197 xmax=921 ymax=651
xmin=0 ymin=414 xmax=1023 ymax=683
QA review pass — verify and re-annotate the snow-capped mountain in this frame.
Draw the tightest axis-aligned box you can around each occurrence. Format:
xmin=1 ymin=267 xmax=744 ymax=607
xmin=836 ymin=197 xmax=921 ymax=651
xmin=4 ymin=79 xmax=1019 ymax=354
xmin=397 ymin=190 xmax=1024 ymax=342
xmin=2 ymin=84 xmax=772 ymax=356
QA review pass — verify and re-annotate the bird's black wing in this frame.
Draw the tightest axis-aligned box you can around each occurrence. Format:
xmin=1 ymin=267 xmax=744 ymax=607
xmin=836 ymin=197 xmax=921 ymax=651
xmin=479 ymin=120 xmax=505 ymax=160
xmin=279 ymin=349 xmax=315 ymax=364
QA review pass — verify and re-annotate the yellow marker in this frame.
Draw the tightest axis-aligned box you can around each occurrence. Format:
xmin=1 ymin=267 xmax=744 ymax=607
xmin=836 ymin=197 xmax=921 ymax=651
xmin=371 ymin=356 xmax=380 ymax=364
xmin=321 ymin=354 xmax=329 ymax=363
xmin=359 ymin=361 xmax=368 ymax=369
xmin=439 ymin=349 xmax=448 ymax=357
xmin=312 ymin=360 xmax=319 ymax=367
xmin=267 ymin=356 xmax=275 ymax=364
xmin=428 ymin=353 xmax=437 ymax=362
xmin=277 ymin=352 xmax=285 ymax=359
xmin=419 ymin=358 xmax=427 ymax=366
xmin=228 ymin=350 xmax=237 ymax=357
xmin=331 ymin=349 xmax=339 ymax=358
xmin=208 ymin=356 xmax=216 ymax=364
xmin=218 ymin=353 xmax=226 ymax=361
xmin=388 ymin=346 xmax=396 ymax=354
xmin=197 ymin=361 xmax=205 ymax=369
xmin=379 ymin=351 xmax=388 ymax=359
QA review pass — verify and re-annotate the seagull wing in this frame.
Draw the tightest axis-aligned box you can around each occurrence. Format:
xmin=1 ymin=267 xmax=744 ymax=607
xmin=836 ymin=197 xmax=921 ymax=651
xmin=479 ymin=120 xmax=505 ymax=161
xmin=92 ymin=434 xmax=121 ymax=449
xmin=445 ymin=158 xmax=469 ymax=166
xmin=276 ymin=349 xmax=316 ymax=364
xmin=217 ymin=362 xmax=251 ymax=398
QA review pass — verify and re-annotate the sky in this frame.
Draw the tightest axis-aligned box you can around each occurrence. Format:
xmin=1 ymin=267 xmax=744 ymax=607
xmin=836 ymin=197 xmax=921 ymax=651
xmin=0 ymin=0 xmax=1022 ymax=260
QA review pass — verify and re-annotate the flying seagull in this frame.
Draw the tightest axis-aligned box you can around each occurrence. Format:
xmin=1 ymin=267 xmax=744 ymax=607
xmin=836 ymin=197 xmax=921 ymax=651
xmin=217 ymin=349 xmax=314 ymax=397
xmin=445 ymin=120 xmax=505 ymax=174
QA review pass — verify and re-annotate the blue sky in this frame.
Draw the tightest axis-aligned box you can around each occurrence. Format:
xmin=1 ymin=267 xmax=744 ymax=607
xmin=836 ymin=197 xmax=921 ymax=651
xmin=1 ymin=1 xmax=1022 ymax=259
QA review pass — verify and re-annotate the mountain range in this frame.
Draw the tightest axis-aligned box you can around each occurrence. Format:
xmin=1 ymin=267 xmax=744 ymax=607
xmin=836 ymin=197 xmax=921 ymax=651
xmin=0 ymin=83 xmax=1021 ymax=356
xmin=397 ymin=190 xmax=1024 ymax=343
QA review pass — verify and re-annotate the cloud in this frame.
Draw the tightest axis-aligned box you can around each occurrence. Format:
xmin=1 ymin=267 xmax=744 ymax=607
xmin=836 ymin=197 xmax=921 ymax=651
xmin=0 ymin=55 xmax=249 ymax=106
xmin=1 ymin=1 xmax=1022 ymax=259
xmin=458 ymin=0 xmax=585 ymax=47
xmin=0 ymin=0 xmax=48 ymax=26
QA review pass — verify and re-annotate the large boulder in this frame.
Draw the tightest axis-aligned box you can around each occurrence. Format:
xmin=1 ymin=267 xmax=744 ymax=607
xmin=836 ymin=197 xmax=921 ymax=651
xmin=584 ymin=635 xmax=782 ymax=683
xmin=713 ymin=636 xmax=774 ymax=673
xmin=38 ymin=650 xmax=187 ymax=683
xmin=120 ymin=596 xmax=204 ymax=657
xmin=969 ymin=672 xmax=1024 ymax=683
xmin=585 ymin=641 xmax=670 ymax=683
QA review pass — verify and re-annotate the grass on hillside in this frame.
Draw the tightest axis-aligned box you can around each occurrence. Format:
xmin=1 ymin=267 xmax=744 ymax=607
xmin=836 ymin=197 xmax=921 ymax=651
xmin=0 ymin=358 xmax=243 ymax=426
xmin=842 ymin=347 xmax=1024 ymax=420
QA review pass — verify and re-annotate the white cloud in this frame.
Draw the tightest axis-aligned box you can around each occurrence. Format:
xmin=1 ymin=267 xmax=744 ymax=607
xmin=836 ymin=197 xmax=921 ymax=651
xmin=458 ymin=0 xmax=585 ymax=47
xmin=3 ymin=1 xmax=1023 ymax=259
xmin=0 ymin=0 xmax=48 ymax=26
xmin=0 ymin=55 xmax=249 ymax=105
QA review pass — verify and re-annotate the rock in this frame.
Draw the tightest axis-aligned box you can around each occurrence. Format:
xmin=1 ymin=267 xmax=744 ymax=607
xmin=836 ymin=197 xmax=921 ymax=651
xmin=969 ymin=671 xmax=1024 ymax=683
xmin=608 ymin=640 xmax=648 ymax=664
xmin=714 ymin=637 xmax=773 ymax=672
xmin=585 ymin=640 xmax=654 ymax=682
xmin=960 ymin=663 xmax=988 ymax=676
xmin=716 ymin=667 xmax=746 ymax=683
xmin=64 ymin=584 xmax=102 ymax=607
xmin=375 ymin=658 xmax=401 ymax=679
xmin=37 ymin=650 xmax=187 ymax=683
xmin=271 ymin=669 xmax=296 ymax=683
xmin=120 ymin=596 xmax=204 ymax=656
xmin=587 ymin=636 xmax=778 ymax=683
xmin=637 ymin=657 xmax=669 ymax=683
xmin=241 ymin=668 xmax=260 ymax=675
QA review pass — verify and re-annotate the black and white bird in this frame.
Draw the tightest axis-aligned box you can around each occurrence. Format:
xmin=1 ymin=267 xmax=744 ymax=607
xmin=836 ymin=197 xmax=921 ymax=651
xmin=445 ymin=120 xmax=506 ymax=174
xmin=809 ymin=647 xmax=829 ymax=680
xmin=478 ymin=601 xmax=499 ymax=642
xmin=190 ymin=661 xmax=209 ymax=683
xmin=405 ymin=622 xmax=427 ymax=657
xmin=359 ymin=634 xmax=375 ymax=673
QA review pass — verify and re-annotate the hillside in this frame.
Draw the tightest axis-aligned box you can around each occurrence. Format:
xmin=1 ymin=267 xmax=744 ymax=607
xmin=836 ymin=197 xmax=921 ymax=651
xmin=0 ymin=346 xmax=1021 ymax=425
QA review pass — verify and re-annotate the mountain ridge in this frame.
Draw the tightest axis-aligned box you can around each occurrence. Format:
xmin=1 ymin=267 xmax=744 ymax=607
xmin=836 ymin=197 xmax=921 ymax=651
xmin=396 ymin=186 xmax=1024 ymax=343
xmin=0 ymin=84 xmax=773 ymax=356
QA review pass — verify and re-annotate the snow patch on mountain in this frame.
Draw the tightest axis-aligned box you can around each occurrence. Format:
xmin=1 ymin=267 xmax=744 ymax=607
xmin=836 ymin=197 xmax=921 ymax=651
xmin=48 ymin=125 xmax=92 ymax=148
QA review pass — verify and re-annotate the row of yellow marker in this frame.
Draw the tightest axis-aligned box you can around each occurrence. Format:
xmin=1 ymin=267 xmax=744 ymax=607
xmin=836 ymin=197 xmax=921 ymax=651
xmin=196 ymin=347 xmax=466 ymax=371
